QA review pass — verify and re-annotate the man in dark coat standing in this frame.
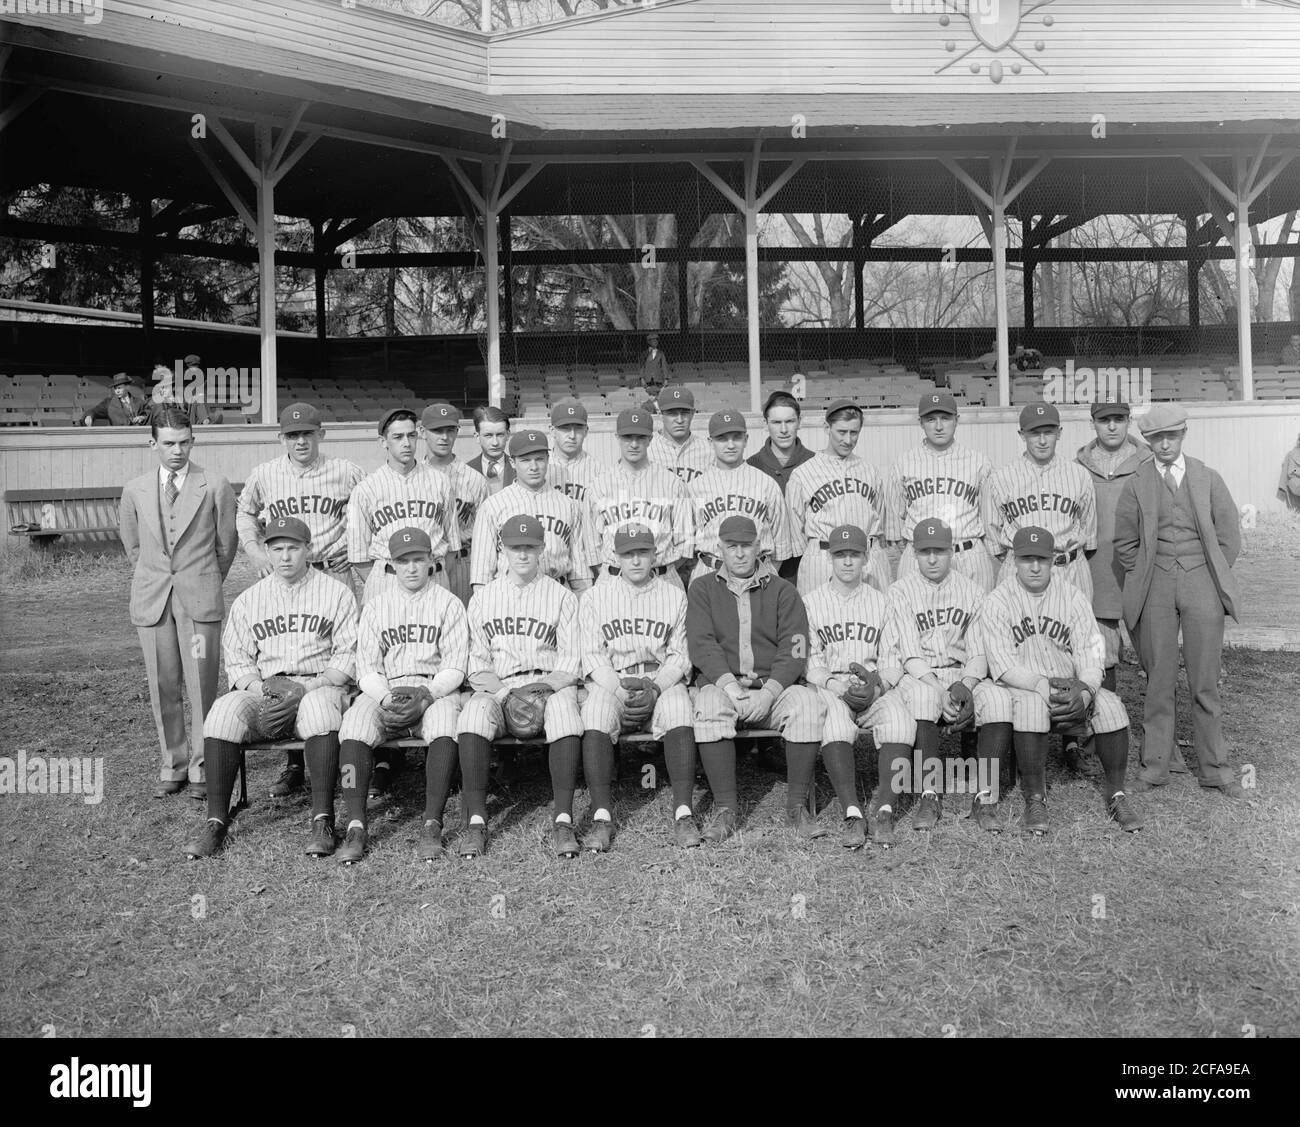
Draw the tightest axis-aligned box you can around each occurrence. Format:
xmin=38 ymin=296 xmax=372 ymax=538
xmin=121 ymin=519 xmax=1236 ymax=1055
xmin=1114 ymin=404 xmax=1247 ymax=798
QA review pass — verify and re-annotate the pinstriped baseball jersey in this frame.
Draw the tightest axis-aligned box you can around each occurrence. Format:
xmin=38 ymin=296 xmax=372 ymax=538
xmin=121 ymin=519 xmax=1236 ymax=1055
xmin=424 ymin=456 xmax=489 ymax=547
xmin=578 ymin=575 xmax=691 ymax=684
xmin=688 ymin=463 xmax=800 ymax=561
xmin=236 ymin=455 xmax=364 ymax=563
xmin=886 ymin=571 xmax=988 ymax=679
xmin=786 ymin=453 xmax=887 ymax=544
xmin=804 ymin=582 xmax=903 ymax=685
xmin=980 ymin=573 xmax=1106 ymax=689
xmin=346 ymin=463 xmax=459 ymax=566
xmin=465 ymin=574 xmax=580 ymax=682
xmin=357 ymin=583 xmax=469 ymax=685
xmin=470 ymin=482 xmax=595 ymax=587
xmin=648 ymin=431 xmax=713 ymax=484
xmin=222 ymin=569 xmax=359 ymax=685
xmin=588 ymin=462 xmax=694 ymax=570
xmin=551 ymin=450 xmax=605 ymax=508
xmin=983 ymin=455 xmax=1097 ymax=556
xmin=884 ymin=440 xmax=991 ymax=542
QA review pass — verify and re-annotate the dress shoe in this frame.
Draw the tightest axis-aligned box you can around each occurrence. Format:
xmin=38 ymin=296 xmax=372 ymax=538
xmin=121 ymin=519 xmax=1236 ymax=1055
xmin=188 ymin=783 xmax=207 ymax=801
xmin=183 ymin=819 xmax=227 ymax=859
xmin=154 ymin=779 xmax=187 ymax=798
xmin=1214 ymin=782 xmax=1252 ymax=801
xmin=1127 ymin=778 xmax=1166 ymax=794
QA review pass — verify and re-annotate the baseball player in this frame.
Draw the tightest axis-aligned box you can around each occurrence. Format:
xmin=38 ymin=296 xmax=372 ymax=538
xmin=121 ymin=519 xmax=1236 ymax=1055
xmin=420 ymin=401 xmax=488 ymax=606
xmin=886 ymin=519 xmax=1013 ymax=838
xmin=578 ymin=524 xmax=697 ymax=850
xmin=238 ymin=401 xmax=364 ymax=798
xmin=648 ymin=386 xmax=714 ymax=486
xmin=548 ymin=397 xmax=604 ymax=508
xmin=804 ymin=524 xmax=915 ymax=848
xmin=334 ymin=527 xmax=468 ymax=864
xmin=686 ymin=515 xmax=825 ymax=843
xmin=347 ymin=407 xmax=459 ymax=604
xmin=687 ymin=409 xmax=799 ymax=584
xmin=458 ymin=514 xmax=583 ymax=859
xmin=469 ymin=429 xmax=595 ymax=593
xmin=183 ymin=516 xmax=359 ymax=860
xmin=980 ymin=526 xmax=1142 ymax=835
xmin=785 ymin=399 xmax=892 ymax=596
xmin=984 ymin=403 xmax=1097 ymax=599
xmin=885 ymin=392 xmax=996 ymax=593
xmin=588 ymin=407 xmax=694 ymax=588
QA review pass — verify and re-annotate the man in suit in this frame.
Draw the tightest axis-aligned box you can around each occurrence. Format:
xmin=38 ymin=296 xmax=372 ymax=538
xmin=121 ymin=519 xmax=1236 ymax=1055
xmin=84 ymin=372 xmax=149 ymax=427
xmin=119 ymin=407 xmax=239 ymax=798
xmin=1113 ymin=403 xmax=1247 ymax=798
xmin=469 ymin=404 xmax=514 ymax=493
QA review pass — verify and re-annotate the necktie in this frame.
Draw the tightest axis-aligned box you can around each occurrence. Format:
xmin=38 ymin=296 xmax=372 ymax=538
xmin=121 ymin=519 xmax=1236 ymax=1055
xmin=487 ymin=460 xmax=500 ymax=479
xmin=165 ymin=472 xmax=178 ymax=506
xmin=1162 ymin=467 xmax=1177 ymax=495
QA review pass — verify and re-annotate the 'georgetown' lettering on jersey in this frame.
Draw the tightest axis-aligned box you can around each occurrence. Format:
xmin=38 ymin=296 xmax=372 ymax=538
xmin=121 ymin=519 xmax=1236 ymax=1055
xmin=983 ymin=454 xmax=1097 ymax=555
xmin=786 ymin=453 xmax=885 ymax=543
xmin=347 ymin=462 xmax=459 ymax=564
xmin=466 ymin=573 xmax=581 ymax=681
xmin=358 ymin=583 xmax=469 ymax=682
xmin=980 ymin=573 xmax=1106 ymax=686
xmin=578 ymin=576 xmax=691 ymax=682
xmin=885 ymin=441 xmax=991 ymax=542
xmin=689 ymin=463 xmax=799 ymax=560
xmin=236 ymin=455 xmax=364 ymax=563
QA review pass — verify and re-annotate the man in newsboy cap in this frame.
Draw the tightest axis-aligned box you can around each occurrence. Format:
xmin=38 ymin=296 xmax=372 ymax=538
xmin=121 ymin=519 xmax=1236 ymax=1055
xmin=1113 ymin=404 xmax=1247 ymax=799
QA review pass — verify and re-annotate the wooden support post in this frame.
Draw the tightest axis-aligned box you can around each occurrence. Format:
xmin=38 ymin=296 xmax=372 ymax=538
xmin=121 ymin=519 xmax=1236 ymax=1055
xmin=255 ymin=126 xmax=278 ymax=424
xmin=138 ymin=197 xmax=155 ymax=360
xmin=483 ymin=161 xmax=502 ymax=409
xmin=1234 ymin=155 xmax=1254 ymax=401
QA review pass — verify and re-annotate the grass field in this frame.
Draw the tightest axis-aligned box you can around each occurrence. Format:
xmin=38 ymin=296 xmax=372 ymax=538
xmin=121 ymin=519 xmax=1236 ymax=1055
xmin=2 ymin=527 xmax=1298 ymax=1038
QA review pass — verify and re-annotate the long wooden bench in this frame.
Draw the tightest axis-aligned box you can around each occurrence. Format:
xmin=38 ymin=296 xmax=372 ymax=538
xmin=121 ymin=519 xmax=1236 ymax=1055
xmin=5 ymin=482 xmax=243 ymax=547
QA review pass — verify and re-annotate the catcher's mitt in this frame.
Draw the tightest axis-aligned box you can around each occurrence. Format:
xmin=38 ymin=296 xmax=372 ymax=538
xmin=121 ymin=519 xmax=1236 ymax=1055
xmin=1048 ymin=677 xmax=1092 ymax=725
xmin=258 ymin=675 xmax=306 ymax=739
xmin=381 ymin=685 xmax=432 ymax=731
xmin=842 ymin=662 xmax=884 ymax=713
xmin=620 ymin=676 xmax=660 ymax=732
xmin=502 ymin=682 xmax=554 ymax=739
xmin=944 ymin=682 xmax=975 ymax=731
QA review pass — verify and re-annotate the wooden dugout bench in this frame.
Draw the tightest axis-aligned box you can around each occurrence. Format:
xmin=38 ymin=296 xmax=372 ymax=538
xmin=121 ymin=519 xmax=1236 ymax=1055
xmin=5 ymin=482 xmax=243 ymax=547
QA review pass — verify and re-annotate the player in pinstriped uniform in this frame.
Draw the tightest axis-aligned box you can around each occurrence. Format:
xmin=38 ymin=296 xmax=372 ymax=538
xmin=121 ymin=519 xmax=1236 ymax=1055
xmin=886 ymin=518 xmax=1013 ymax=836
xmin=457 ymin=514 xmax=584 ymax=858
xmin=183 ymin=517 xmax=359 ymax=860
xmin=335 ymin=527 xmax=469 ymax=865
xmin=578 ymin=524 xmax=697 ymax=851
xmin=648 ymin=385 xmax=714 ymax=486
xmin=588 ymin=407 xmax=694 ymax=588
xmin=686 ymin=409 xmax=798 ymax=584
xmin=980 ymin=526 xmax=1142 ymax=836
xmin=803 ymin=524 xmax=915 ymax=849
xmin=687 ymin=515 xmax=826 ymax=843
xmin=470 ymin=429 xmax=595 ymax=592
xmin=984 ymin=403 xmax=1097 ymax=599
xmin=239 ymin=402 xmax=364 ymax=799
xmin=785 ymin=399 xmax=892 ymax=596
xmin=347 ymin=407 xmax=459 ymax=603
xmin=420 ymin=401 xmax=487 ymax=607
xmin=549 ymin=397 xmax=606 ymax=509
xmin=885 ymin=392 xmax=997 ymax=593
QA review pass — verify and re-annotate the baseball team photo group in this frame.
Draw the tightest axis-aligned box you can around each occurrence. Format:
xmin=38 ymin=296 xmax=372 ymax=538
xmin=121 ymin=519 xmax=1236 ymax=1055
xmin=2 ymin=0 xmax=1299 ymax=1061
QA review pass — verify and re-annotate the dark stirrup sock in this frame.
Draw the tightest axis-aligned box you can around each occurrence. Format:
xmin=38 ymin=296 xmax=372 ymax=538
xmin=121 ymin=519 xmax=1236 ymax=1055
xmin=820 ymin=741 xmax=859 ymax=814
xmin=423 ymin=737 xmax=458 ymax=823
xmin=338 ymin=739 xmax=372 ymax=825
xmin=304 ymin=734 xmax=340 ymax=819
xmin=581 ymin=731 xmax=616 ymax=814
xmin=873 ymin=742 xmax=912 ymax=809
xmin=662 ymin=727 xmax=697 ymax=812
xmin=549 ymin=736 xmax=581 ymax=820
xmin=1014 ymin=731 xmax=1049 ymax=798
xmin=1094 ymin=729 xmax=1131 ymax=797
xmin=698 ymin=740 xmax=738 ymax=810
xmin=784 ymin=741 xmax=819 ymax=813
xmin=458 ymin=733 xmax=492 ymax=822
xmin=204 ymin=738 xmax=240 ymax=823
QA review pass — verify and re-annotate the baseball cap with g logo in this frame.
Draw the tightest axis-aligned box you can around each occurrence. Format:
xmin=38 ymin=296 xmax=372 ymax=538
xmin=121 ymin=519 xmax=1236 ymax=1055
xmin=388 ymin=526 xmax=433 ymax=558
xmin=264 ymin=516 xmax=311 ymax=544
xmin=709 ymin=409 xmax=746 ymax=438
xmin=279 ymin=403 xmax=322 ymax=432
xmin=827 ymin=524 xmax=870 ymax=553
xmin=912 ymin=519 xmax=954 ymax=551
xmin=659 ymin=386 xmax=695 ymax=410
xmin=549 ymin=398 xmax=588 ymax=426
xmin=507 ymin=430 xmax=548 ymax=457
xmin=919 ymin=392 xmax=958 ymax=417
xmin=421 ymin=402 xmax=460 ymax=428
xmin=500 ymin=514 xmax=545 ymax=547
xmin=1012 ymin=526 xmax=1054 ymax=558
xmin=1019 ymin=402 xmax=1061 ymax=430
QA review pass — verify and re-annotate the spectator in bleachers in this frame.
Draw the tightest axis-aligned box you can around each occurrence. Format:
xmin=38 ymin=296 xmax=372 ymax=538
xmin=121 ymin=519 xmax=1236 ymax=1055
xmin=83 ymin=372 xmax=149 ymax=427
xmin=748 ymin=391 xmax=814 ymax=582
xmin=977 ymin=344 xmax=1043 ymax=373
xmin=469 ymin=404 xmax=513 ymax=493
xmin=1279 ymin=434 xmax=1300 ymax=512
xmin=146 ymin=362 xmax=223 ymax=428
xmin=1280 ymin=333 xmax=1300 ymax=367
xmin=636 ymin=331 xmax=672 ymax=409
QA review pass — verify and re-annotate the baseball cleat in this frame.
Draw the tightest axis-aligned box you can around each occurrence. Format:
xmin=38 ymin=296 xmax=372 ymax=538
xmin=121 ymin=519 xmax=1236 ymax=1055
xmin=553 ymin=821 xmax=580 ymax=858
xmin=183 ymin=819 xmax=227 ymax=859
xmin=970 ymin=793 xmax=1002 ymax=834
xmin=417 ymin=819 xmax=445 ymax=861
xmin=583 ymin=820 xmax=613 ymax=853
xmin=368 ymin=764 xmax=392 ymax=800
xmin=1107 ymin=793 xmax=1143 ymax=832
xmin=458 ymin=823 xmax=487 ymax=858
xmin=270 ymin=763 xmax=304 ymax=798
xmin=1020 ymin=795 xmax=1050 ymax=836
xmin=305 ymin=814 xmax=337 ymax=857
xmin=786 ymin=806 xmax=828 ymax=840
xmin=701 ymin=807 xmax=737 ymax=844
xmin=912 ymin=792 xmax=941 ymax=831
xmin=868 ymin=806 xmax=896 ymax=847
xmin=840 ymin=815 xmax=866 ymax=850
xmin=336 ymin=824 xmax=368 ymax=864
xmin=674 ymin=815 xmax=702 ymax=849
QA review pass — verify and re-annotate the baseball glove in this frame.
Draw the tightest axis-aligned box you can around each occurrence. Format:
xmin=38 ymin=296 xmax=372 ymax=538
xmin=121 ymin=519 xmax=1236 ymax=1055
xmin=1048 ymin=677 xmax=1092 ymax=725
xmin=944 ymin=682 xmax=975 ymax=731
xmin=620 ymin=676 xmax=660 ymax=732
xmin=841 ymin=662 xmax=884 ymax=713
xmin=380 ymin=685 xmax=432 ymax=731
xmin=258 ymin=675 xmax=306 ymax=739
xmin=502 ymin=682 xmax=554 ymax=739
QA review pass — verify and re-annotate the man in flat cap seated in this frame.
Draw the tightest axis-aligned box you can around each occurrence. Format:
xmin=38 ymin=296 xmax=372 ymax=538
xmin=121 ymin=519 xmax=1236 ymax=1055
xmin=1114 ymin=404 xmax=1248 ymax=799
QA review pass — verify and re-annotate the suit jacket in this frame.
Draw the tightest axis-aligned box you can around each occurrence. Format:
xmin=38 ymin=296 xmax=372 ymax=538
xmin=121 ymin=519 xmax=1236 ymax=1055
xmin=87 ymin=389 xmax=149 ymax=426
xmin=1113 ymin=455 xmax=1242 ymax=628
xmin=118 ymin=462 xmax=239 ymax=626
xmin=468 ymin=453 xmax=515 ymax=488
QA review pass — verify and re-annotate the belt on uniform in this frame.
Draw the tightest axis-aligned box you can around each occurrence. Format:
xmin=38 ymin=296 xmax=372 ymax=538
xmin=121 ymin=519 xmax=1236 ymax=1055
xmin=507 ymin=668 xmax=551 ymax=681
xmin=607 ymin=564 xmax=668 ymax=577
xmin=1054 ymin=549 xmax=1079 ymax=565
xmin=450 ymin=547 xmax=469 ymax=559
xmin=621 ymin=661 xmax=661 ymax=674
xmin=905 ymin=538 xmax=979 ymax=553
xmin=817 ymin=537 xmax=878 ymax=550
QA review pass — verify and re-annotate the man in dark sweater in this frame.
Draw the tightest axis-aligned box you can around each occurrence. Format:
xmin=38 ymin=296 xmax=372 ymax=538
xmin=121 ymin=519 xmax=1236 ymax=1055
xmin=685 ymin=515 xmax=826 ymax=843
xmin=748 ymin=390 xmax=815 ymax=582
